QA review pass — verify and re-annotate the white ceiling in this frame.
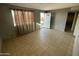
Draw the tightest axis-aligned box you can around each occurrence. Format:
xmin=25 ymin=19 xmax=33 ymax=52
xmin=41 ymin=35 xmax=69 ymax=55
xmin=9 ymin=3 xmax=79 ymax=10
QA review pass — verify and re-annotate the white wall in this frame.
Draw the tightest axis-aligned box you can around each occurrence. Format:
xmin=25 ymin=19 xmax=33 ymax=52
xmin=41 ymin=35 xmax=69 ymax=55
xmin=54 ymin=9 xmax=68 ymax=32
xmin=73 ymin=31 xmax=79 ymax=56
xmin=73 ymin=13 xmax=79 ymax=56
xmin=73 ymin=14 xmax=79 ymax=36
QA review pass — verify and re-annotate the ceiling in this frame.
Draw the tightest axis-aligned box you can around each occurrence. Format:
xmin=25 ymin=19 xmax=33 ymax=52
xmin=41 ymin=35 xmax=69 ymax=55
xmin=9 ymin=3 xmax=79 ymax=10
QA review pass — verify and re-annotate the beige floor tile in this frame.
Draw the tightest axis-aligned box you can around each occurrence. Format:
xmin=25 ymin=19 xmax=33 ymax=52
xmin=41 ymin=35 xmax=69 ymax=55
xmin=2 ymin=28 xmax=74 ymax=56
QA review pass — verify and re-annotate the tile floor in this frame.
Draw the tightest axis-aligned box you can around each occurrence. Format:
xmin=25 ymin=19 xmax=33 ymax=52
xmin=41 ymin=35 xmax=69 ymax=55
xmin=2 ymin=28 xmax=75 ymax=56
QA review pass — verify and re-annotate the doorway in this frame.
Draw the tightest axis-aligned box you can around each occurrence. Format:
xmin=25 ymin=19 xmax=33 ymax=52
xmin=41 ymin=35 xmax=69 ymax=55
xmin=40 ymin=12 xmax=51 ymax=29
xmin=40 ymin=12 xmax=45 ymax=27
xmin=65 ymin=12 xmax=75 ymax=32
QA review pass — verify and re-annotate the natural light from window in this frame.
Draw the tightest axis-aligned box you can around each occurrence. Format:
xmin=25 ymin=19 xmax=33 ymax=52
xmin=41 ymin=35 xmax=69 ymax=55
xmin=11 ymin=10 xmax=16 ymax=27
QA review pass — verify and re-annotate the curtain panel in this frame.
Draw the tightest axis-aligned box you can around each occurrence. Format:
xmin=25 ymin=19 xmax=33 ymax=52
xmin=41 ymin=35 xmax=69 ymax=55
xmin=11 ymin=9 xmax=36 ymax=35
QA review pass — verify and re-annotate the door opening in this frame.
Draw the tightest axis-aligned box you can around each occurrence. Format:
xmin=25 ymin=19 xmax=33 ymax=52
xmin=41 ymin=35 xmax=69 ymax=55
xmin=65 ymin=12 xmax=75 ymax=32
xmin=40 ymin=12 xmax=51 ymax=29
xmin=40 ymin=12 xmax=45 ymax=27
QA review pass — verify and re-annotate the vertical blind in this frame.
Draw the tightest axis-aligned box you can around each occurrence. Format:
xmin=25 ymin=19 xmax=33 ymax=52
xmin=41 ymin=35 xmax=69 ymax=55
xmin=11 ymin=9 xmax=36 ymax=35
